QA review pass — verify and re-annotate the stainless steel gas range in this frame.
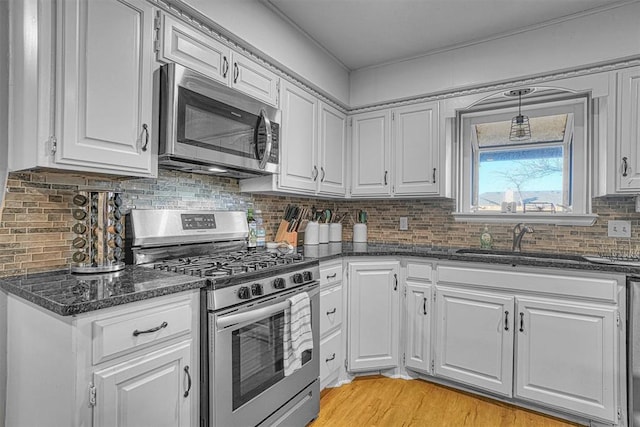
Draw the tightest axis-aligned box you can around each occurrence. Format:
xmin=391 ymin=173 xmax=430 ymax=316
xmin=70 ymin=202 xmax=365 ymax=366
xmin=126 ymin=210 xmax=320 ymax=427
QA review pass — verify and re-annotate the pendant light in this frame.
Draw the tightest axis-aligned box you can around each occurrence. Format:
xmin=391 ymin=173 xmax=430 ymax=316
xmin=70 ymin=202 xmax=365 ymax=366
xmin=508 ymin=88 xmax=532 ymax=141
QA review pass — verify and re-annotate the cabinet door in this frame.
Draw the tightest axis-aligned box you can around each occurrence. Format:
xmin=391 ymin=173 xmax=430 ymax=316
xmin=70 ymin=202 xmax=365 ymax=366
xmin=318 ymin=102 xmax=347 ymax=196
xmin=617 ymin=66 xmax=640 ymax=191
xmin=279 ymin=81 xmax=318 ymax=192
xmin=351 ymin=111 xmax=391 ymax=196
xmin=158 ymin=13 xmax=230 ymax=84
xmin=348 ymin=261 xmax=400 ymax=371
xmin=405 ymin=282 xmax=432 ymax=374
xmin=93 ymin=341 xmax=193 ymax=427
xmin=515 ymin=298 xmax=617 ymax=422
xmin=435 ymin=286 xmax=514 ymax=397
xmin=393 ymin=102 xmax=439 ymax=195
xmin=231 ymin=53 xmax=279 ymax=106
xmin=57 ymin=0 xmax=155 ymax=176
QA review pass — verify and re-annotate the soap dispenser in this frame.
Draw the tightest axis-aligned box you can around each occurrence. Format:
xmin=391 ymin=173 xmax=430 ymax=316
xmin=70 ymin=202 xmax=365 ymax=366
xmin=480 ymin=226 xmax=493 ymax=249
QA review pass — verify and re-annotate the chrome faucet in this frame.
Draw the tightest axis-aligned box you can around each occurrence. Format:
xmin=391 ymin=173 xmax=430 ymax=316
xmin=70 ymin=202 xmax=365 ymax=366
xmin=512 ymin=223 xmax=534 ymax=252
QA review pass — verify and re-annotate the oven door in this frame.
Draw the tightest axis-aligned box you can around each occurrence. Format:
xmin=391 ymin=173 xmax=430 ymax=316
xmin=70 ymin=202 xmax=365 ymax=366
xmin=210 ymin=283 xmax=319 ymax=427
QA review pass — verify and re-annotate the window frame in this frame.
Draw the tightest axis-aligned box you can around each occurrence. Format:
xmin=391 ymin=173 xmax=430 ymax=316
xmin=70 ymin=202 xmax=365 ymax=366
xmin=454 ymin=91 xmax=596 ymax=226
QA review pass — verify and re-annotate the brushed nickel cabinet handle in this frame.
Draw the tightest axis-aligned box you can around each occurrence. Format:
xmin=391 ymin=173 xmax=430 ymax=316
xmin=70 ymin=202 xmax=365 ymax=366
xmin=222 ymin=57 xmax=229 ymax=78
xmin=183 ymin=366 xmax=192 ymax=398
xmin=519 ymin=312 xmax=524 ymax=332
xmin=141 ymin=124 xmax=149 ymax=152
xmin=132 ymin=321 xmax=168 ymax=337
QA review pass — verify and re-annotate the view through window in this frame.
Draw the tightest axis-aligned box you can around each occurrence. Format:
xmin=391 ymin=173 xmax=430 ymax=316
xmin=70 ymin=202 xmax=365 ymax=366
xmin=458 ymin=93 xmax=590 ymax=220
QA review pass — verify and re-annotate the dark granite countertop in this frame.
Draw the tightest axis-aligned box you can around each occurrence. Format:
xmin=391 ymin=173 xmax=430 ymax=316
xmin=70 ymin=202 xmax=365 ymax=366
xmin=0 ymin=265 xmax=207 ymax=316
xmin=301 ymin=242 xmax=640 ymax=277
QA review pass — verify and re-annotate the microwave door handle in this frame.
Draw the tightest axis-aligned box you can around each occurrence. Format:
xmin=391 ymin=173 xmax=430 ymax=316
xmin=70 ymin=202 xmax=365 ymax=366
xmin=258 ymin=108 xmax=273 ymax=170
xmin=217 ymin=299 xmax=289 ymax=329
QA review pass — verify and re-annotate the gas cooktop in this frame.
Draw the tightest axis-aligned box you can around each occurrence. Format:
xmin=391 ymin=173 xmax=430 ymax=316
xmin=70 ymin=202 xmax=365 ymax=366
xmin=151 ymin=250 xmax=306 ymax=278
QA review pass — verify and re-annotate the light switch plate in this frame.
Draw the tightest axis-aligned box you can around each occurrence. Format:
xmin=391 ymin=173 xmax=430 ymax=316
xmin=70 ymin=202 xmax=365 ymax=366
xmin=608 ymin=220 xmax=631 ymax=238
xmin=399 ymin=217 xmax=408 ymax=230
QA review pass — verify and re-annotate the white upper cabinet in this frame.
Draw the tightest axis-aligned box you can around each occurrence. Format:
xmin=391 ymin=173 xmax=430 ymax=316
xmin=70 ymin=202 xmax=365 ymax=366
xmin=350 ymin=110 xmax=392 ymax=196
xmin=240 ymin=85 xmax=347 ymax=197
xmin=157 ymin=12 xmax=279 ymax=106
xmin=279 ymin=81 xmax=319 ymax=192
xmin=9 ymin=0 xmax=156 ymax=177
xmin=393 ymin=102 xmax=439 ymax=195
xmin=318 ymin=102 xmax=347 ymax=196
xmin=350 ymin=101 xmax=441 ymax=198
xmin=615 ymin=66 xmax=640 ymax=192
xmin=230 ymin=52 xmax=280 ymax=107
xmin=158 ymin=13 xmax=230 ymax=84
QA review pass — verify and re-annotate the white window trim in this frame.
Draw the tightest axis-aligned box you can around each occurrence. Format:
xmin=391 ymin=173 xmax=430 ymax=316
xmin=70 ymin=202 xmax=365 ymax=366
xmin=455 ymin=93 xmax=594 ymax=226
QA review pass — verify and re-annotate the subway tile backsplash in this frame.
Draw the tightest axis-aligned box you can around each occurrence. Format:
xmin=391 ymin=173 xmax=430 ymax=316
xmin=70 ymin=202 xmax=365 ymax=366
xmin=0 ymin=169 xmax=638 ymax=277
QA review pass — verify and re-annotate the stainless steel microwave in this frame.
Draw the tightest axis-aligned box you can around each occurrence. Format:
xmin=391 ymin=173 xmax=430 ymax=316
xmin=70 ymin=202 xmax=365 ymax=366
xmin=158 ymin=63 xmax=280 ymax=178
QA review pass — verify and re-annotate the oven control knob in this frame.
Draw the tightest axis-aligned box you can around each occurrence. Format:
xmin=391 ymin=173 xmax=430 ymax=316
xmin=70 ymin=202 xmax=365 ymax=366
xmin=303 ymin=271 xmax=313 ymax=282
xmin=273 ymin=278 xmax=286 ymax=289
xmin=292 ymin=273 xmax=303 ymax=284
xmin=237 ymin=286 xmax=251 ymax=300
xmin=251 ymin=283 xmax=263 ymax=296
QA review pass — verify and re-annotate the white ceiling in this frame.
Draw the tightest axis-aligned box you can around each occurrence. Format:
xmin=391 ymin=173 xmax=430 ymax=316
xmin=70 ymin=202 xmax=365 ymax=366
xmin=264 ymin=0 xmax=630 ymax=71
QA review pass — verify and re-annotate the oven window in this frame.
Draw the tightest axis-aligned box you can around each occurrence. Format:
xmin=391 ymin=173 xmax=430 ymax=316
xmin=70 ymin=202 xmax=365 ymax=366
xmin=177 ymin=87 xmax=259 ymax=159
xmin=231 ymin=311 xmax=311 ymax=410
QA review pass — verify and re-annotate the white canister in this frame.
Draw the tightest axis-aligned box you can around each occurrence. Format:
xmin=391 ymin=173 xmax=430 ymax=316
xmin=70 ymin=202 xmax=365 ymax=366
xmin=319 ymin=223 xmax=329 ymax=244
xmin=353 ymin=223 xmax=367 ymax=243
xmin=329 ymin=223 xmax=342 ymax=242
xmin=304 ymin=221 xmax=319 ymax=245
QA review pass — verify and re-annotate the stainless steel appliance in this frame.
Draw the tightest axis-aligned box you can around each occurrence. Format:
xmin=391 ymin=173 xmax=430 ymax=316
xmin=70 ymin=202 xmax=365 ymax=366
xmin=158 ymin=63 xmax=280 ymax=178
xmin=630 ymin=279 xmax=640 ymax=426
xmin=126 ymin=210 xmax=320 ymax=427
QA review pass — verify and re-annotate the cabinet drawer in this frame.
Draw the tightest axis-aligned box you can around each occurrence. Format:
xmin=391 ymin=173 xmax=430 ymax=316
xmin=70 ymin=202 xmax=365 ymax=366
xmin=320 ymin=284 xmax=343 ymax=336
xmin=320 ymin=330 xmax=342 ymax=385
xmin=320 ymin=263 xmax=342 ymax=287
xmin=406 ymin=262 xmax=432 ymax=282
xmin=92 ymin=299 xmax=192 ymax=364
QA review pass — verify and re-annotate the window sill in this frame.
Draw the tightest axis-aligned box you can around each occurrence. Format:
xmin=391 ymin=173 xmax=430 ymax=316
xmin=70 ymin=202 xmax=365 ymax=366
xmin=452 ymin=212 xmax=597 ymax=226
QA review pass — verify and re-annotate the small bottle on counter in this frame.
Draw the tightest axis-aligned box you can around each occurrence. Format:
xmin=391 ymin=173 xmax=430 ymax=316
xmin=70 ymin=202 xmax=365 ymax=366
xmin=480 ymin=225 xmax=493 ymax=249
xmin=247 ymin=208 xmax=257 ymax=250
xmin=255 ymin=210 xmax=266 ymax=249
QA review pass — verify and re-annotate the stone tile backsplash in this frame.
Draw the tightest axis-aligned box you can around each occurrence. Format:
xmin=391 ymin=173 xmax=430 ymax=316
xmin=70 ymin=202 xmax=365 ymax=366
xmin=0 ymin=169 xmax=638 ymax=277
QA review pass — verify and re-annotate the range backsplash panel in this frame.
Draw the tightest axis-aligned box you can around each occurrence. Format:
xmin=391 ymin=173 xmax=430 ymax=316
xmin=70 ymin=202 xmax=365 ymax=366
xmin=0 ymin=169 xmax=638 ymax=277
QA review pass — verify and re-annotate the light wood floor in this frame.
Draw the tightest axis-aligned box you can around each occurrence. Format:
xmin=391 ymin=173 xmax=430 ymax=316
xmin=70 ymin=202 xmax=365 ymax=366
xmin=310 ymin=376 xmax=581 ymax=427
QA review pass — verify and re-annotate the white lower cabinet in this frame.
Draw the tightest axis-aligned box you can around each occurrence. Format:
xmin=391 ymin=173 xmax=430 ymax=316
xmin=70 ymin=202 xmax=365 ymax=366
xmin=347 ymin=260 xmax=400 ymax=371
xmin=5 ymin=291 xmax=199 ymax=427
xmin=515 ymin=298 xmax=617 ymax=422
xmin=433 ymin=264 xmax=623 ymax=425
xmin=93 ymin=341 xmax=193 ymax=427
xmin=404 ymin=260 xmax=433 ymax=374
xmin=319 ymin=260 xmax=344 ymax=389
xmin=435 ymin=286 xmax=514 ymax=397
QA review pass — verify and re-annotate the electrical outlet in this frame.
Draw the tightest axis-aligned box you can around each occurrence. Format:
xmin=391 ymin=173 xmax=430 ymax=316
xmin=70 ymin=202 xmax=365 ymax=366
xmin=399 ymin=217 xmax=408 ymax=231
xmin=608 ymin=220 xmax=631 ymax=238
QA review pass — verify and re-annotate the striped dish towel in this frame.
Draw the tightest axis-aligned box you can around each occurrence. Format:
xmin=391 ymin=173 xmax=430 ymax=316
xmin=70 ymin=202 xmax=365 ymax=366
xmin=283 ymin=291 xmax=313 ymax=377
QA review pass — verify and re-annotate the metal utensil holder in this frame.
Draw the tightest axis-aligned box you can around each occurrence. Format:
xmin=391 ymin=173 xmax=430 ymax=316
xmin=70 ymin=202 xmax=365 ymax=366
xmin=71 ymin=190 xmax=125 ymax=273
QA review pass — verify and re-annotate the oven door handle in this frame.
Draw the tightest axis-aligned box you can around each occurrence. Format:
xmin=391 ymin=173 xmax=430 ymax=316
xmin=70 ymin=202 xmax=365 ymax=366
xmin=217 ymin=299 xmax=289 ymax=330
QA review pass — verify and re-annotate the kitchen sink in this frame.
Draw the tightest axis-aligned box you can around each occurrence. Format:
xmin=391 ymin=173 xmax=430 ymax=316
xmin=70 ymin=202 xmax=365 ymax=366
xmin=454 ymin=248 xmax=591 ymax=263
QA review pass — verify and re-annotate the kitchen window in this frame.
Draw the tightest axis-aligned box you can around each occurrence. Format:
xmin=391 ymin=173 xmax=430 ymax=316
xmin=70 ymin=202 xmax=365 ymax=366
xmin=454 ymin=91 xmax=596 ymax=225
